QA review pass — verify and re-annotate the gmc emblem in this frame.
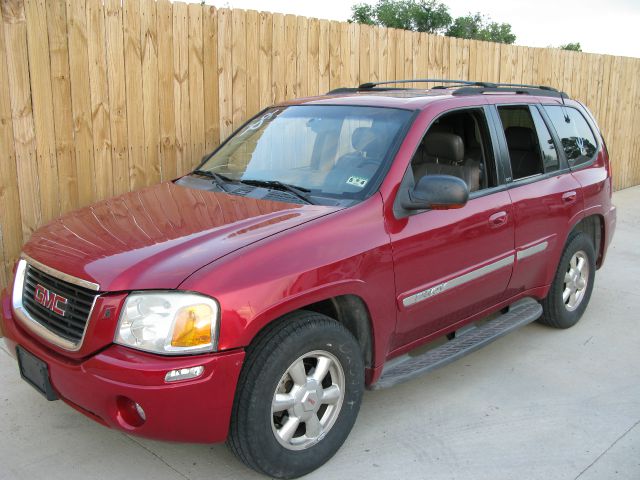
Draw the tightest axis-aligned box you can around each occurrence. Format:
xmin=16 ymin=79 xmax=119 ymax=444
xmin=34 ymin=284 xmax=67 ymax=316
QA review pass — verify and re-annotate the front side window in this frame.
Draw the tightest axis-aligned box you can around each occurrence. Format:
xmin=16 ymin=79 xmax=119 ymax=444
xmin=198 ymin=105 xmax=413 ymax=204
xmin=544 ymin=105 xmax=598 ymax=167
xmin=409 ymin=108 xmax=497 ymax=193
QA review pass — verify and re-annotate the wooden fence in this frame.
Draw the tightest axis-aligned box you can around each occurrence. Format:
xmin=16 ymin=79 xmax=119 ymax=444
xmin=1 ymin=0 xmax=640 ymax=319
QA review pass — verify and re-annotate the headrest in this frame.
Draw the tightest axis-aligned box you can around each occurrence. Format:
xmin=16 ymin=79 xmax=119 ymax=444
xmin=505 ymin=127 xmax=535 ymax=151
xmin=351 ymin=127 xmax=377 ymax=151
xmin=424 ymin=132 xmax=464 ymax=163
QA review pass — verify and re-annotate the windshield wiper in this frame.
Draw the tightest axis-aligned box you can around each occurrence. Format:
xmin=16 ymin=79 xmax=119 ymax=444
xmin=239 ymin=179 xmax=314 ymax=205
xmin=193 ymin=169 xmax=234 ymax=192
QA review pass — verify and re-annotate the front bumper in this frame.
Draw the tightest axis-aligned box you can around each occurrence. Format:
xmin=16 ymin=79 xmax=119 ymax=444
xmin=1 ymin=289 xmax=245 ymax=443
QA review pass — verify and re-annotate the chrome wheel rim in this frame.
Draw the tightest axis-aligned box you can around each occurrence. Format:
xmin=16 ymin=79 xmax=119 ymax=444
xmin=563 ymin=250 xmax=589 ymax=311
xmin=271 ymin=350 xmax=345 ymax=451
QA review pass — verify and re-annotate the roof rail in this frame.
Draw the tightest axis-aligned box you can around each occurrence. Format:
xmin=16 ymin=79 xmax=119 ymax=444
xmin=325 ymin=79 xmax=569 ymax=99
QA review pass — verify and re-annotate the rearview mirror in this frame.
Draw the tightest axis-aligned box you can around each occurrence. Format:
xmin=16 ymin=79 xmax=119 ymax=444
xmin=402 ymin=175 xmax=469 ymax=211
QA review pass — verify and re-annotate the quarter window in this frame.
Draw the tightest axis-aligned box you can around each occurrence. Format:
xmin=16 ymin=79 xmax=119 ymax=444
xmin=530 ymin=108 xmax=559 ymax=172
xmin=544 ymin=106 xmax=598 ymax=167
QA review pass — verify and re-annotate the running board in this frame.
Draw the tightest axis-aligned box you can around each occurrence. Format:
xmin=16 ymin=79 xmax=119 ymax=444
xmin=371 ymin=298 xmax=543 ymax=390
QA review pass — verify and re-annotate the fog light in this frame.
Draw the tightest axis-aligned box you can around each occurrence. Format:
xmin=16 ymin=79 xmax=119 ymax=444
xmin=135 ymin=402 xmax=146 ymax=421
xmin=116 ymin=396 xmax=146 ymax=427
xmin=165 ymin=366 xmax=205 ymax=382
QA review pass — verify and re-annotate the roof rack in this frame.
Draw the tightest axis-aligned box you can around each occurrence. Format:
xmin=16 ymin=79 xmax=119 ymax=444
xmin=326 ymin=79 xmax=569 ymax=99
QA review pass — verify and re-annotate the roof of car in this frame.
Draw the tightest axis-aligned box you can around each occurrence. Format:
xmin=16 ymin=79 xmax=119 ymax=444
xmin=279 ymin=79 xmax=570 ymax=110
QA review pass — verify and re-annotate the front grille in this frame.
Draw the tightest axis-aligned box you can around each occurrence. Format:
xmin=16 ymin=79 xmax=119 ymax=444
xmin=22 ymin=265 xmax=98 ymax=344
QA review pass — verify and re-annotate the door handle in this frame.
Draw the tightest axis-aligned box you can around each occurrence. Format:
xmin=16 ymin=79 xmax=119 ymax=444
xmin=562 ymin=191 xmax=577 ymax=204
xmin=489 ymin=211 xmax=508 ymax=228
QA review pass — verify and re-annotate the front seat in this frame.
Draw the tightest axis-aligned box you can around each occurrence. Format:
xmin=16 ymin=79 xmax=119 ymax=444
xmin=505 ymin=127 xmax=543 ymax=179
xmin=413 ymin=132 xmax=481 ymax=192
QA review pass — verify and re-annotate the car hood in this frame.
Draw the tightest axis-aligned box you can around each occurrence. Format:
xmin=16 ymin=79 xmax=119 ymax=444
xmin=23 ymin=181 xmax=339 ymax=291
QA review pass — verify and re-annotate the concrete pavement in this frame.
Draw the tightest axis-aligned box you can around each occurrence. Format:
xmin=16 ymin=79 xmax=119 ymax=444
xmin=1 ymin=186 xmax=639 ymax=480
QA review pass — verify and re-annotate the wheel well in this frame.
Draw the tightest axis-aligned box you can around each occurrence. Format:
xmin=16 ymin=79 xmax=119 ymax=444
xmin=572 ymin=215 xmax=604 ymax=266
xmin=303 ymin=295 xmax=374 ymax=368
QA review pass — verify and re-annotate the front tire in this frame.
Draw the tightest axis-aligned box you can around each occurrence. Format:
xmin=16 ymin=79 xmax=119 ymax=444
xmin=539 ymin=231 xmax=596 ymax=329
xmin=228 ymin=311 xmax=364 ymax=479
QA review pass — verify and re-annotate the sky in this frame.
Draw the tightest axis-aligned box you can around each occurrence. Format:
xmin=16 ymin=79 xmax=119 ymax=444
xmin=204 ymin=0 xmax=640 ymax=58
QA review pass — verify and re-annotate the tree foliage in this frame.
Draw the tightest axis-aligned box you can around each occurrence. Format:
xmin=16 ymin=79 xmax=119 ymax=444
xmin=559 ymin=42 xmax=582 ymax=52
xmin=351 ymin=0 xmax=451 ymax=34
xmin=350 ymin=0 xmax=517 ymax=44
xmin=446 ymin=13 xmax=516 ymax=44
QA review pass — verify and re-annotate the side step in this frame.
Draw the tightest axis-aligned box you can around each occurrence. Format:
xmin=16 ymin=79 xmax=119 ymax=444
xmin=371 ymin=297 xmax=543 ymax=390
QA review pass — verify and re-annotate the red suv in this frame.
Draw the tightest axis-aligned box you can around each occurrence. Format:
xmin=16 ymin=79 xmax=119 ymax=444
xmin=1 ymin=80 xmax=616 ymax=478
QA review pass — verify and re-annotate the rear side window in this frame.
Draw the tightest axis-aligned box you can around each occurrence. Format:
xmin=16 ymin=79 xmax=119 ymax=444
xmin=544 ymin=106 xmax=598 ymax=167
xmin=497 ymin=105 xmax=558 ymax=180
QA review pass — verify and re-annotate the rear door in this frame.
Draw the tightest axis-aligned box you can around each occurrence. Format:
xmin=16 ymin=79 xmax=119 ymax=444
xmin=387 ymin=105 xmax=515 ymax=350
xmin=490 ymin=103 xmax=583 ymax=296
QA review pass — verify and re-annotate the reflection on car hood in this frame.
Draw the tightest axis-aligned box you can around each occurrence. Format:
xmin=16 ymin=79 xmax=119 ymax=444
xmin=23 ymin=181 xmax=340 ymax=291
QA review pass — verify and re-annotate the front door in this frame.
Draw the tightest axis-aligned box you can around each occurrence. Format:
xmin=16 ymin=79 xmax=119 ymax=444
xmin=387 ymin=106 xmax=515 ymax=350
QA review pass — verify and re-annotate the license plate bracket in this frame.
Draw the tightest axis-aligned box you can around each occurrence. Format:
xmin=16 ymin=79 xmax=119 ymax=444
xmin=16 ymin=346 xmax=58 ymax=401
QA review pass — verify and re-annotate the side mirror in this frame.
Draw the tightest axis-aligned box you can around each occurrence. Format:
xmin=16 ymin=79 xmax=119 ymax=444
xmin=402 ymin=174 xmax=469 ymax=211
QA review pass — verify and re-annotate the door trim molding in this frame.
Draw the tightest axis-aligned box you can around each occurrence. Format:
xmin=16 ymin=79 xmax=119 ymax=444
xmin=402 ymin=254 xmax=515 ymax=308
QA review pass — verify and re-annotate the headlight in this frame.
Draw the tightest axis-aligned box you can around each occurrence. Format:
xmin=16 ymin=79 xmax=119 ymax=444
xmin=114 ymin=292 xmax=219 ymax=355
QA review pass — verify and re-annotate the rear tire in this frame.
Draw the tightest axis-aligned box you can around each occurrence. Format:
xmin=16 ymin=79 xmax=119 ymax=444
xmin=539 ymin=232 xmax=596 ymax=329
xmin=228 ymin=311 xmax=364 ymax=479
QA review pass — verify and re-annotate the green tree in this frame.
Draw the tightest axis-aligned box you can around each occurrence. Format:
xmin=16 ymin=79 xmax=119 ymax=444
xmin=559 ymin=42 xmax=582 ymax=52
xmin=350 ymin=0 xmax=452 ymax=34
xmin=446 ymin=13 xmax=516 ymax=44
xmin=350 ymin=1 xmax=516 ymax=44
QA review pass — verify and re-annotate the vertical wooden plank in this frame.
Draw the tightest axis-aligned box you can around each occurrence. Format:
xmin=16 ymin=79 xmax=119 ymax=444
xmin=499 ymin=43 xmax=514 ymax=83
xmin=468 ymin=39 xmax=478 ymax=81
xmin=359 ymin=24 xmax=370 ymax=86
xmin=141 ymin=0 xmax=160 ymax=182
xmin=328 ymin=20 xmax=340 ymax=90
xmin=258 ymin=11 xmax=273 ymax=108
xmin=339 ymin=21 xmax=349 ymax=85
xmin=203 ymin=5 xmax=219 ymax=151
xmin=318 ymin=19 xmax=329 ymax=93
xmin=307 ymin=17 xmax=319 ymax=96
xmin=412 ymin=32 xmax=424 ymax=84
xmin=68 ymin=0 xmax=96 ymax=203
xmin=24 ymin=0 xmax=60 ymax=221
xmin=173 ymin=1 xmax=191 ymax=172
xmin=104 ymin=0 xmax=129 ymax=195
xmin=536 ymin=47 xmax=552 ymax=87
xmin=217 ymin=8 xmax=232 ymax=140
xmin=86 ymin=0 xmax=114 ymax=200
xmin=296 ymin=15 xmax=308 ymax=98
xmin=368 ymin=25 xmax=379 ymax=83
xmin=385 ymin=28 xmax=396 ymax=81
xmin=490 ymin=42 xmax=501 ymax=83
xmin=403 ymin=30 xmax=413 ymax=85
xmin=284 ymin=14 xmax=296 ymax=98
xmin=427 ymin=33 xmax=442 ymax=79
xmin=394 ymin=28 xmax=404 ymax=82
xmin=123 ymin=0 xmax=145 ymax=189
xmin=271 ymin=13 xmax=285 ymax=102
xmin=377 ymin=25 xmax=387 ymax=82
xmin=246 ymin=10 xmax=260 ymax=115
xmin=156 ymin=0 xmax=176 ymax=178
xmin=46 ymin=0 xmax=79 ymax=210
xmin=4 ymin=0 xmax=41 ymax=241
xmin=597 ymin=55 xmax=613 ymax=141
xmin=0 ymin=2 xmax=23 ymax=282
xmin=188 ymin=3 xmax=204 ymax=161
xmin=461 ymin=38 xmax=470 ymax=80
xmin=348 ymin=21 xmax=359 ymax=86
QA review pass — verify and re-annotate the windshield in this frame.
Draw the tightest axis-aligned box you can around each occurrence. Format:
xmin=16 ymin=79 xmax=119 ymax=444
xmin=197 ymin=105 xmax=413 ymax=204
